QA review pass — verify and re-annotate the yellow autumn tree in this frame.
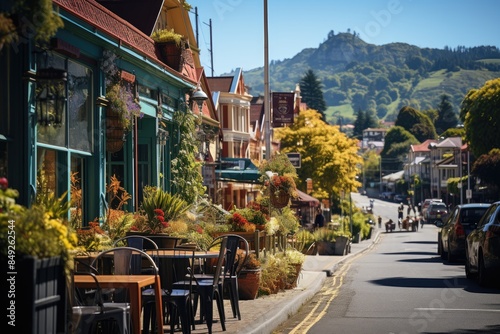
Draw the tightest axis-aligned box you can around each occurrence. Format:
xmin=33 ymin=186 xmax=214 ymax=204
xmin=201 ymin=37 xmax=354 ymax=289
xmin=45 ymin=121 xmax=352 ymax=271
xmin=274 ymin=109 xmax=362 ymax=203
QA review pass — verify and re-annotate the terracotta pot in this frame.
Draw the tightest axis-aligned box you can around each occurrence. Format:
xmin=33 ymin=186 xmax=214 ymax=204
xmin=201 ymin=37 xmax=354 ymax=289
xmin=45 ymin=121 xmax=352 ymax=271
xmin=238 ymin=268 xmax=261 ymax=300
xmin=155 ymin=41 xmax=189 ymax=71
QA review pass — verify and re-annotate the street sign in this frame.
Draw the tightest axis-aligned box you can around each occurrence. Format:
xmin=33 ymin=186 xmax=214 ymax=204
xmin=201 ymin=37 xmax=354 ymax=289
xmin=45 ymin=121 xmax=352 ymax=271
xmin=466 ymin=189 xmax=472 ymax=199
xmin=287 ymin=152 xmax=301 ymax=168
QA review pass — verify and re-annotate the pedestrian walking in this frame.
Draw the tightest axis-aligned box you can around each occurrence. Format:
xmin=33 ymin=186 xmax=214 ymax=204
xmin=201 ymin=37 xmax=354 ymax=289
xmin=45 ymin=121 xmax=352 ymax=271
xmin=314 ymin=208 xmax=325 ymax=229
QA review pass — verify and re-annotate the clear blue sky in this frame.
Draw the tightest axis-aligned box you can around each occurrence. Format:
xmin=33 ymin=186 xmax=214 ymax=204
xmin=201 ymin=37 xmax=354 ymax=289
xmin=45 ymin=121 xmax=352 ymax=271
xmin=189 ymin=0 xmax=500 ymax=76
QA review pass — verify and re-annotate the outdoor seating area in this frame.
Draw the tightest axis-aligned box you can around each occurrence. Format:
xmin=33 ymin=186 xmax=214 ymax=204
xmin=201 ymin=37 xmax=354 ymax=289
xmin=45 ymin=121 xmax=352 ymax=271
xmin=70 ymin=234 xmax=245 ymax=334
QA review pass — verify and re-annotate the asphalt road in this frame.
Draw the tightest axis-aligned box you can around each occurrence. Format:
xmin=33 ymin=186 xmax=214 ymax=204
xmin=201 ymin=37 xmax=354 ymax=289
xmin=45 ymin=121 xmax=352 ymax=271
xmin=276 ymin=194 xmax=500 ymax=334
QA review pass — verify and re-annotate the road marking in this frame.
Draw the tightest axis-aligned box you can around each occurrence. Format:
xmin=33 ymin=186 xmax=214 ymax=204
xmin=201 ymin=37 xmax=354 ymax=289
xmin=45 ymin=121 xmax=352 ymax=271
xmin=287 ymin=239 xmax=380 ymax=334
xmin=415 ymin=308 xmax=500 ymax=313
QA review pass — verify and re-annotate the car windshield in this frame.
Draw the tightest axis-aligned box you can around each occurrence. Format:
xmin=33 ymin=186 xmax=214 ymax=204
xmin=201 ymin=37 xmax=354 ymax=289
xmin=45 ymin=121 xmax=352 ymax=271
xmin=431 ymin=204 xmax=447 ymax=210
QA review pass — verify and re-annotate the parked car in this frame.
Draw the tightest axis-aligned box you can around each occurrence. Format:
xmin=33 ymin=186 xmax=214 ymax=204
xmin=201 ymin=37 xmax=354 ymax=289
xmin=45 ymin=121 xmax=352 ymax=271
xmin=465 ymin=201 xmax=500 ymax=286
xmin=421 ymin=198 xmax=442 ymax=217
xmin=393 ymin=194 xmax=406 ymax=204
xmin=424 ymin=202 xmax=448 ymax=224
xmin=379 ymin=192 xmax=395 ymax=201
xmin=437 ymin=203 xmax=490 ymax=262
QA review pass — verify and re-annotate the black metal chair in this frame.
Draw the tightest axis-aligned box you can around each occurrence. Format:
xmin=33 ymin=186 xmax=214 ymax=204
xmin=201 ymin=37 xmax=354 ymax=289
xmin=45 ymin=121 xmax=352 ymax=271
xmin=192 ymin=234 xmax=249 ymax=320
xmin=192 ymin=237 xmax=228 ymax=334
xmin=71 ymin=259 xmax=131 ymax=334
xmin=142 ymin=248 xmax=197 ymax=334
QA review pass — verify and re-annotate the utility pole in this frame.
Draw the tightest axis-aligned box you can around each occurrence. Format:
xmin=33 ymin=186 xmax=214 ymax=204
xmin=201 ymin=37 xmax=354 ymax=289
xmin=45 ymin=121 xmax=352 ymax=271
xmin=264 ymin=0 xmax=271 ymax=159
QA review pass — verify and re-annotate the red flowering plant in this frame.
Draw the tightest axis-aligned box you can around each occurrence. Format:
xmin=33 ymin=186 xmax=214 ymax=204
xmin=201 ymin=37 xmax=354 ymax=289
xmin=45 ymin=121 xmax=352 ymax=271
xmin=228 ymin=212 xmax=256 ymax=232
xmin=131 ymin=208 xmax=170 ymax=234
xmin=268 ymin=174 xmax=298 ymax=198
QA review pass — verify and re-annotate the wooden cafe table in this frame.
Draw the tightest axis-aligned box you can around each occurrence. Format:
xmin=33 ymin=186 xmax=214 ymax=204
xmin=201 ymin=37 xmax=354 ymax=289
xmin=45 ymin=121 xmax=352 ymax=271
xmin=73 ymin=274 xmax=163 ymax=334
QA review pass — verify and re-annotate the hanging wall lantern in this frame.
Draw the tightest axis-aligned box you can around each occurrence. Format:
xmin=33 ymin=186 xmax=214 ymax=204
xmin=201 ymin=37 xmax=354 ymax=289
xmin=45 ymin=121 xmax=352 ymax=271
xmin=35 ymin=67 xmax=67 ymax=127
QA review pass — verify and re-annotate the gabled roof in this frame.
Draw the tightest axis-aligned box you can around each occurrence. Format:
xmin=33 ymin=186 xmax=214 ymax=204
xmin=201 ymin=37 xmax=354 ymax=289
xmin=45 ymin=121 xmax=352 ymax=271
xmin=436 ymin=137 xmax=462 ymax=149
xmin=207 ymin=76 xmax=234 ymax=93
xmin=412 ymin=139 xmax=437 ymax=153
xmin=207 ymin=68 xmax=247 ymax=95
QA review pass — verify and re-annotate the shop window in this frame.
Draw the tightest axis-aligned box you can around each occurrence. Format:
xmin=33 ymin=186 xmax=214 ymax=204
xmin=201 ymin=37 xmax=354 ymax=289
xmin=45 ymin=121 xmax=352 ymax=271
xmin=37 ymin=54 xmax=93 ymax=152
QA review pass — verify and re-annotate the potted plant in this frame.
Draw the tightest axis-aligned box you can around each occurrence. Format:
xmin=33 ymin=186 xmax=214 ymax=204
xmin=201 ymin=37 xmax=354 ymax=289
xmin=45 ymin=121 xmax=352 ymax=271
xmin=237 ymin=252 xmax=261 ymax=300
xmin=313 ymin=227 xmax=337 ymax=255
xmin=294 ymin=229 xmax=316 ymax=254
xmin=151 ymin=28 xmax=189 ymax=70
xmin=268 ymin=174 xmax=298 ymax=208
xmin=101 ymin=50 xmax=142 ymax=152
xmin=0 ymin=178 xmax=77 ymax=333
xmin=284 ymin=249 xmax=306 ymax=289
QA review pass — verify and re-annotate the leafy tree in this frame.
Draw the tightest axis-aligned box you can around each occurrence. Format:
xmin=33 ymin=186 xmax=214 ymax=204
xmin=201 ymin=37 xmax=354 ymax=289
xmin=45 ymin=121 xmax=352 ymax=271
xmin=471 ymin=148 xmax=500 ymax=197
xmin=353 ymin=109 xmax=378 ymax=139
xmin=274 ymin=109 xmax=361 ymax=204
xmin=395 ymin=106 xmax=437 ymax=142
xmin=300 ymin=69 xmax=327 ymax=120
xmin=381 ymin=126 xmax=419 ymax=173
xmin=461 ymin=78 xmax=500 ymax=157
xmin=435 ymin=94 xmax=459 ymax=134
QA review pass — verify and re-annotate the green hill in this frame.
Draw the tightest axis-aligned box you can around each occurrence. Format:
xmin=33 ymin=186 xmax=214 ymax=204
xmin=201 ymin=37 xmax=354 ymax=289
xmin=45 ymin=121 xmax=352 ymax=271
xmin=239 ymin=32 xmax=500 ymax=124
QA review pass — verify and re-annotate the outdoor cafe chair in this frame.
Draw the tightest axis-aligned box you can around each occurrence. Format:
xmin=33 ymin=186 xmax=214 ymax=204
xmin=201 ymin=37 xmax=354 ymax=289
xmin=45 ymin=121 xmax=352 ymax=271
xmin=71 ymin=259 xmax=130 ymax=334
xmin=186 ymin=236 xmax=228 ymax=334
xmin=189 ymin=234 xmax=249 ymax=320
xmin=142 ymin=248 xmax=197 ymax=334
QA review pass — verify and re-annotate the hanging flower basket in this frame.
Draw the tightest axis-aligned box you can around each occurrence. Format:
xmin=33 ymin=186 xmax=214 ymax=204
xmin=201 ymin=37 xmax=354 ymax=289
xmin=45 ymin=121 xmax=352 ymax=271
xmin=270 ymin=187 xmax=290 ymax=208
xmin=106 ymin=108 xmax=125 ymax=153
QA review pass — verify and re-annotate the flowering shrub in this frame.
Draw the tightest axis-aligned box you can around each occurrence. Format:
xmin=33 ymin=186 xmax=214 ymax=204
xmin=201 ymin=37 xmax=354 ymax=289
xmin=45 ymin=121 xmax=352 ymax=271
xmin=229 ymin=212 xmax=256 ymax=232
xmin=102 ymin=50 xmax=142 ymax=131
xmin=76 ymin=221 xmax=112 ymax=252
xmin=269 ymin=174 xmax=298 ymax=198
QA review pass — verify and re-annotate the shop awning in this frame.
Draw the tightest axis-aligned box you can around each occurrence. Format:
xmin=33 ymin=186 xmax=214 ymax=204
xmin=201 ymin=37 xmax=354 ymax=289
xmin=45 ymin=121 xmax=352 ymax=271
xmin=215 ymin=158 xmax=262 ymax=184
xmin=292 ymin=189 xmax=320 ymax=207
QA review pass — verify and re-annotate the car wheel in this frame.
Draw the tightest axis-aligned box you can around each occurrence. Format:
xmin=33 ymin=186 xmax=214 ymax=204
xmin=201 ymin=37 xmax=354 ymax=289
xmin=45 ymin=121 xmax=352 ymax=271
xmin=437 ymin=234 xmax=442 ymax=255
xmin=447 ymin=244 xmax=455 ymax=263
xmin=465 ymin=249 xmax=474 ymax=279
xmin=478 ymin=253 xmax=490 ymax=287
xmin=440 ymin=239 xmax=448 ymax=260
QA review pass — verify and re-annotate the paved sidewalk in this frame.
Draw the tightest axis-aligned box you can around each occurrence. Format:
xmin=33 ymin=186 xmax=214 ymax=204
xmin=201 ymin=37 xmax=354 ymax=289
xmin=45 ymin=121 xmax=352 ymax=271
xmin=188 ymin=229 xmax=381 ymax=334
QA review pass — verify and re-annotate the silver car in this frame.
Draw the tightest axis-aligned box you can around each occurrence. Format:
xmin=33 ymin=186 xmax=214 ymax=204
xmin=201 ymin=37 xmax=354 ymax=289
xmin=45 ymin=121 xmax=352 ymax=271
xmin=425 ymin=202 xmax=448 ymax=224
xmin=465 ymin=201 xmax=500 ymax=286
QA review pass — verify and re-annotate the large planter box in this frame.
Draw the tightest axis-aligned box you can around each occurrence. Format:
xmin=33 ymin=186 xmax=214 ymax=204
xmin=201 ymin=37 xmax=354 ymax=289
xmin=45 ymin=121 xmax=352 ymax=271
xmin=316 ymin=241 xmax=336 ymax=255
xmin=11 ymin=255 xmax=67 ymax=334
xmin=334 ymin=236 xmax=350 ymax=255
xmin=125 ymin=232 xmax=182 ymax=249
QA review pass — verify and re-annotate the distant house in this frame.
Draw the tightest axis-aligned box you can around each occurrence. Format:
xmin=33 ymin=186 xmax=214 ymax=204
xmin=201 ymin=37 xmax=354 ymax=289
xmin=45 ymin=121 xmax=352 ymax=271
xmin=362 ymin=128 xmax=388 ymax=152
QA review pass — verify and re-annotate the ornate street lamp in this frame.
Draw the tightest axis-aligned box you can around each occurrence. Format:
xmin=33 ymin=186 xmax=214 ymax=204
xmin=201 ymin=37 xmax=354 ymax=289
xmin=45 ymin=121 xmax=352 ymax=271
xmin=35 ymin=67 xmax=67 ymax=127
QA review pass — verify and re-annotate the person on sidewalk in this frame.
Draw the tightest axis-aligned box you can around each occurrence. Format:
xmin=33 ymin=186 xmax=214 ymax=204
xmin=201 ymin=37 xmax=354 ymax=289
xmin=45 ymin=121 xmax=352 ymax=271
xmin=314 ymin=208 xmax=325 ymax=229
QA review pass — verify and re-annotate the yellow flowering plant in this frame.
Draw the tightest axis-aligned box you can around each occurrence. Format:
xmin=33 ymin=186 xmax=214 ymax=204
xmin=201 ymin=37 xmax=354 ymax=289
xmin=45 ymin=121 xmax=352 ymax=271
xmin=0 ymin=182 xmax=77 ymax=274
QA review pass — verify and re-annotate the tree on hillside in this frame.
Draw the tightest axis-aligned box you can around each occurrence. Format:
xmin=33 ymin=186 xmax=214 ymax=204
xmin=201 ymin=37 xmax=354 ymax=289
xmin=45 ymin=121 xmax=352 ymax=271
xmin=353 ymin=109 xmax=378 ymax=139
xmin=472 ymin=148 xmax=500 ymax=197
xmin=274 ymin=109 xmax=361 ymax=203
xmin=435 ymin=94 xmax=459 ymax=134
xmin=381 ymin=126 xmax=419 ymax=173
xmin=460 ymin=78 xmax=500 ymax=157
xmin=300 ymin=70 xmax=327 ymax=121
xmin=395 ymin=106 xmax=437 ymax=142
